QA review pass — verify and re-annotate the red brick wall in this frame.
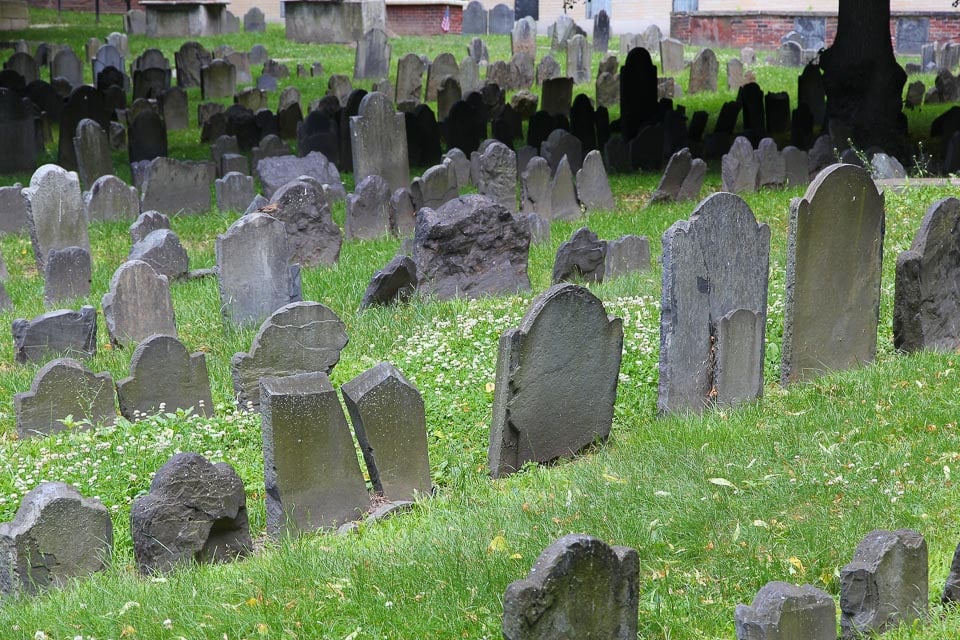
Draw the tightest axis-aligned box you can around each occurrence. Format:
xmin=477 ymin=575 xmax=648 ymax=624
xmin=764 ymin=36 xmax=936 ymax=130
xmin=671 ymin=11 xmax=960 ymax=49
xmin=387 ymin=3 xmax=461 ymax=35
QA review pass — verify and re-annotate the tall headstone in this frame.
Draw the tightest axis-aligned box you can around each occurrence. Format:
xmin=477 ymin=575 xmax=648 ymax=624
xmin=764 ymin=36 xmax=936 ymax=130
xmin=660 ymin=37 xmax=685 ymax=73
xmin=566 ymin=34 xmax=591 ymax=85
xmin=22 ymin=164 xmax=90 ymax=271
xmin=395 ymin=53 xmax=426 ymax=104
xmin=592 ymin=10 xmax=610 ymax=53
xmin=116 ymin=334 xmax=213 ymax=420
xmin=73 ymin=118 xmax=112 ymax=190
xmin=102 ymin=260 xmax=177 ymax=346
xmin=350 ymin=91 xmax=409 ymax=192
xmin=14 ymin=358 xmax=114 ymax=439
xmin=512 ymin=16 xmax=537 ymax=58
xmin=354 ymin=28 xmax=391 ymax=80
xmin=688 ymin=48 xmax=718 ymax=94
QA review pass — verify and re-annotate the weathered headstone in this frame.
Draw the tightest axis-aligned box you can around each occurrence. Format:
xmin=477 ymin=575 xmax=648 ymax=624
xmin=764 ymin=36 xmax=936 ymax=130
xmin=660 ymin=37 xmax=685 ymax=73
xmin=512 ymin=16 xmax=537 ymax=58
xmin=131 ymin=157 xmax=215 ymax=215
xmin=243 ymin=7 xmax=265 ymax=32
xmin=566 ymin=34 xmax=591 ymax=85
xmin=22 ymin=164 xmax=90 ymax=271
xmin=735 ymin=582 xmax=837 ymax=640
xmin=756 ymin=137 xmax=786 ymax=189
xmin=260 ymin=372 xmax=369 ymax=536
xmin=0 ymin=183 xmax=28 ymax=234
xmin=721 ymin=136 xmax=759 ymax=193
xmin=521 ymin=155 xmax=551 ymax=217
xmin=12 ymin=306 xmax=97 ymax=364
xmin=350 ymin=92 xmax=410 ymax=193
xmin=552 ymin=227 xmax=605 ymax=284
xmin=659 ymin=192 xmax=770 ymax=413
xmin=462 ymin=1 xmax=487 ymax=35
xmin=548 ymin=154 xmax=580 ymax=220
xmin=781 ymin=164 xmax=884 ymax=384
xmin=14 ymin=358 xmax=114 ymax=438
xmin=488 ymin=3 xmax=513 ymax=34
xmin=436 ymin=76 xmax=462 ymax=120
xmin=502 ymin=534 xmax=638 ymax=640
xmin=128 ymin=228 xmax=189 ymax=280
xmin=410 ymin=162 xmax=458 ymax=211
xmin=267 ymin=177 xmax=343 ymax=266
xmin=360 ymin=255 xmax=418 ymax=309
xmin=215 ymin=171 xmax=256 ymax=212
xmin=129 ymin=210 xmax=170 ymax=243
xmin=395 ymin=53 xmax=426 ymax=104
xmin=50 ymin=48 xmax=83 ymax=87
xmin=256 ymin=151 xmax=344 ymax=199
xmin=73 ymin=118 xmax=112 ymax=189
xmin=200 ymin=59 xmax=236 ymax=100
xmin=127 ymin=110 xmax=169 ymax=163
xmin=117 ymin=334 xmax=213 ymax=420
xmin=43 ymin=246 xmax=91 ymax=305
xmin=576 ymin=149 xmax=614 ymax=211
xmin=102 ymin=260 xmax=177 ymax=346
xmin=130 ymin=453 xmax=252 ymax=574
xmin=688 ymin=48 xmax=718 ymax=94
xmin=83 ymin=175 xmax=139 ymax=223
xmin=476 ymin=141 xmax=517 ymax=211
xmin=489 ymin=282 xmax=620 ymax=478
xmin=159 ymin=86 xmax=188 ymax=131
xmin=783 ymin=146 xmax=809 ymax=187
xmin=425 ymin=52 xmax=459 ymax=102
xmin=354 ymin=28 xmax=391 ymax=80
xmin=651 ymin=147 xmax=692 ymax=203
xmin=345 ymin=174 xmax=391 ymax=240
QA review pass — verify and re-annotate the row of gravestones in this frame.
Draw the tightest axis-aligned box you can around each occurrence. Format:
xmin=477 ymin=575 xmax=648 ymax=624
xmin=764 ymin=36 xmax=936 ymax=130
xmin=123 ymin=6 xmax=267 ymax=36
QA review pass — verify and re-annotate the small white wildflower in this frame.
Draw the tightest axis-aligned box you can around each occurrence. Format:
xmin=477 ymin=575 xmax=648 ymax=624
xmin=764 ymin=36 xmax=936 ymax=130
xmin=163 ymin=619 xmax=173 ymax=629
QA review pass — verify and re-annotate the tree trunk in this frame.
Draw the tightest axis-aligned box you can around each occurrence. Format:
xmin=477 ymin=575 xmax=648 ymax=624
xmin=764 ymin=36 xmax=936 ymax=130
xmin=819 ymin=0 xmax=908 ymax=158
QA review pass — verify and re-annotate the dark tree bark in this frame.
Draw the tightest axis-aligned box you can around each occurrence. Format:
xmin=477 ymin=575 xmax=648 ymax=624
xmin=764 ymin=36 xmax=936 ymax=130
xmin=819 ymin=0 xmax=908 ymax=157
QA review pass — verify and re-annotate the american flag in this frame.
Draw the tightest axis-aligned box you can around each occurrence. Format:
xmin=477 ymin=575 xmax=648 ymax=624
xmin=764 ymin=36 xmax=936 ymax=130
xmin=440 ymin=6 xmax=450 ymax=32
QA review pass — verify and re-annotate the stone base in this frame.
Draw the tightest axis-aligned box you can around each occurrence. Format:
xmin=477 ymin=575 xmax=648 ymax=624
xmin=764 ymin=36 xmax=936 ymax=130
xmin=143 ymin=1 xmax=231 ymax=37
xmin=0 ymin=0 xmax=28 ymax=30
xmin=284 ymin=0 xmax=384 ymax=43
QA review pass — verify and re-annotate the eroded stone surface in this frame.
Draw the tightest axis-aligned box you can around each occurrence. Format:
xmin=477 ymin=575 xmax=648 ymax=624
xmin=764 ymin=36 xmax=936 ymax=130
xmin=15 ymin=358 xmax=115 ymax=438
xmin=117 ymin=334 xmax=213 ymax=420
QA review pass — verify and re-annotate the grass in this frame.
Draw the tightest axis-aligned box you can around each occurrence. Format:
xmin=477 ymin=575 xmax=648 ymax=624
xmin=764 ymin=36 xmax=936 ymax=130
xmin=0 ymin=7 xmax=958 ymax=639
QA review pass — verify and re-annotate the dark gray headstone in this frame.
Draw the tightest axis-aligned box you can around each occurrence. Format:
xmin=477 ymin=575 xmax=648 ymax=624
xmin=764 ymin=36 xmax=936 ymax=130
xmin=576 ymin=149 xmax=614 ymax=211
xmin=268 ymin=177 xmax=342 ymax=266
xmin=200 ymin=59 xmax=236 ymax=100
xmin=659 ymin=192 xmax=770 ymax=414
xmin=536 ymin=54 xmax=561 ymax=85
xmin=13 ymin=306 xmax=97 ymax=364
xmin=462 ymin=1 xmax=487 ymax=35
xmin=23 ymin=164 xmax=90 ymax=271
xmin=128 ymin=228 xmax=189 ymax=280
xmin=102 ymin=260 xmax=177 ymax=346
xmin=51 ymin=48 xmax=83 ymax=87
xmin=540 ymin=127 xmax=582 ymax=173
xmin=256 ymin=151 xmax=344 ymax=199
xmin=129 ymin=210 xmax=170 ymax=243
xmin=243 ymin=7 xmax=265 ymax=32
xmin=689 ymin=48 xmax=718 ymax=94
xmin=783 ymin=146 xmax=809 ymax=188
xmin=721 ymin=136 xmax=759 ymax=193
xmin=410 ymin=162 xmax=458 ymax=211
xmin=651 ymin=147 xmax=691 ymax=203
xmin=360 ymin=255 xmax=418 ymax=309
xmin=781 ymin=164 xmax=884 ymax=384
xmin=503 ymin=534 xmax=638 ymax=639
xmin=548 ymin=155 xmax=580 ymax=221
xmin=488 ymin=3 xmax=513 ymax=34
xmin=159 ymin=87 xmax=188 ymax=131
xmin=260 ymin=372 xmax=369 ymax=536
xmin=215 ymin=171 xmax=256 ymax=212
xmin=593 ymin=10 xmax=610 ymax=53
xmin=131 ymin=157 xmax=215 ymax=216
xmin=735 ymin=582 xmax=837 ymax=640
xmin=354 ymin=28 xmax=391 ymax=80
xmin=0 ymin=183 xmax=28 ymax=234
xmin=131 ymin=453 xmax=251 ymax=574
xmin=0 ymin=482 xmax=112 ymax=596
xmin=756 ymin=137 xmax=785 ymax=189
xmin=389 ymin=187 xmax=416 ymax=236
xmin=489 ymin=284 xmax=622 ymax=477
xmin=840 ymin=529 xmax=927 ymax=639
xmin=552 ymin=227 xmax=605 ymax=284
xmin=437 ymin=76 xmax=462 ymax=120
xmin=342 ymin=362 xmax=430 ymax=501
xmin=83 ymin=175 xmax=139 ymax=223
xmin=351 ymin=92 xmax=409 ymax=193
xmin=117 ymin=334 xmax=213 ymax=420
xmin=73 ymin=118 xmax=112 ymax=190
xmin=540 ymin=77 xmax=573 ymax=118
xmin=566 ymin=34 xmax=591 ymax=85
xmin=345 ymin=174 xmax=391 ymax=240
xmin=604 ymin=235 xmax=650 ymax=279
xmin=779 ymin=41 xmax=802 ymax=67
xmin=425 ymin=52 xmax=459 ymax=102
xmin=43 ymin=246 xmax=91 ymax=305
xmin=15 ymin=358 xmax=114 ymax=438
xmin=395 ymin=53 xmax=425 ymax=104
xmin=476 ymin=141 xmax=517 ymax=211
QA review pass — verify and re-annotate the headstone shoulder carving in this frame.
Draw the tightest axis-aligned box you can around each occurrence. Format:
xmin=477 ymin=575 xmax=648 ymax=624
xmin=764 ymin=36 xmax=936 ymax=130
xmin=14 ymin=357 xmax=115 ymax=439
xmin=117 ymin=334 xmax=213 ymax=420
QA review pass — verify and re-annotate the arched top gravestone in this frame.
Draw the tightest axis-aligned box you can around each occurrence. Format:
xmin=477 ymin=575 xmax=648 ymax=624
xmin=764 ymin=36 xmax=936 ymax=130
xmin=350 ymin=91 xmax=409 ymax=193
xmin=117 ymin=334 xmax=213 ymax=420
xmin=102 ymin=260 xmax=177 ymax=346
xmin=14 ymin=358 xmax=115 ymax=439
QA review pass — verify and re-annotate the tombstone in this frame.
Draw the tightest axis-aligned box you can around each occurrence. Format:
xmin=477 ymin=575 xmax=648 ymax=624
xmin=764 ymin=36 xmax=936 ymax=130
xmin=92 ymin=45 xmax=124 ymax=88
xmin=129 ymin=210 xmax=170 ymax=244
xmin=552 ymin=227 xmax=605 ymax=284
xmin=256 ymin=151 xmax=344 ymax=199
xmin=548 ymin=155 xmax=580 ymax=221
xmin=131 ymin=157 xmax=215 ymax=216
xmin=107 ymin=32 xmax=128 ymax=58
xmin=216 ymin=213 xmax=302 ymax=327
xmin=249 ymin=43 xmax=269 ymax=66
xmin=43 ymin=246 xmax=91 ymax=305
xmin=871 ymin=153 xmax=906 ymax=180
xmin=387 ymin=188 xmax=415 ymax=236
xmin=268 ymin=177 xmax=343 ymax=266
xmin=244 ymin=6 xmax=265 ymax=32
xmin=782 ymin=146 xmax=809 ymax=188
xmin=688 ymin=48 xmax=718 ymax=94
xmin=839 ymin=529 xmax=927 ymax=639
xmin=541 ymin=127 xmax=582 ymax=174
xmin=462 ymin=0 xmax=487 ymax=34
xmin=536 ymin=54 xmax=561 ymax=85
xmin=116 ymin=334 xmax=213 ymax=421
xmin=894 ymin=197 xmax=960 ymax=353
xmin=459 ymin=56 xmax=481 ymax=95
xmin=780 ymin=41 xmax=802 ymax=67
xmin=297 ymin=110 xmax=339 ymax=162
xmin=512 ymin=16 xmax=537 ymax=58
xmin=0 ymin=183 xmax=28 ymax=233
xmin=50 ymin=48 xmax=83 ymax=88
xmin=5 ymin=51 xmax=38 ymax=84
xmin=12 ymin=306 xmax=97 ymax=364
xmin=351 ymin=92 xmax=409 ymax=193
xmin=72 ymin=118 xmax=112 ymax=190
xmin=102 ymin=260 xmax=176 ymax=346
xmin=414 ymin=195 xmax=529 ymax=300
xmin=781 ymin=164 xmax=884 ymax=384
xmin=175 ymin=42 xmax=212 ymax=89
xmin=726 ymin=58 xmax=744 ymax=91
xmin=659 ymin=193 xmax=770 ymax=414
xmin=131 ymin=67 xmax=169 ymax=102
xmin=756 ymin=138 xmax=785 ymax=189
xmin=395 ymin=53 xmax=426 ymax=104
xmin=425 ymin=52 xmax=459 ymax=102
xmin=576 ymin=149 xmax=614 ymax=211
xmin=216 ymin=171 xmax=256 ymax=212
xmin=128 ymin=229 xmax=189 ymax=280
xmin=905 ymin=80 xmax=925 ymax=110
xmin=475 ymin=141 xmax=517 ymax=211
xmin=200 ymin=59 xmax=236 ymax=100
xmin=131 ymin=453 xmax=252 ymax=574
xmin=592 ymin=10 xmax=610 ymax=53
xmin=489 ymin=284 xmax=622 ymax=477
xmin=327 ymin=74 xmax=353 ymax=106
xmin=620 ymin=47 xmax=659 ymax=142
xmin=345 ymin=174 xmax=391 ymax=240
xmin=660 ymin=38 xmax=685 ymax=73
xmin=520 ymin=155 xmax=551 ymax=217
xmin=651 ymin=147 xmax=692 ymax=203
xmin=0 ymin=89 xmax=37 ymax=175
xmin=14 ymin=358 xmax=114 ymax=438
xmin=128 ymin=110 xmax=168 ymax=163
xmin=437 ymin=76 xmax=462 ymax=120
xmin=604 ymin=235 xmax=650 ymax=279
xmin=0 ymin=482 xmax=112 ymax=597
xmin=487 ymin=3 xmax=512 ymax=34
xmin=411 ymin=162 xmax=458 ymax=211
xmin=360 ymin=255 xmax=418 ymax=309
xmin=159 ymin=87 xmax=188 ymax=131
xmin=486 ymin=60 xmax=516 ymax=92
xmin=354 ymin=28 xmax=390 ymax=81
xmin=22 ymin=164 xmax=89 ymax=272
xmin=735 ymin=582 xmax=837 ymax=640
xmin=565 ymin=34 xmax=591 ymax=85
xmin=721 ymin=136 xmax=759 ymax=193
xmin=341 ymin=362 xmax=430 ymax=501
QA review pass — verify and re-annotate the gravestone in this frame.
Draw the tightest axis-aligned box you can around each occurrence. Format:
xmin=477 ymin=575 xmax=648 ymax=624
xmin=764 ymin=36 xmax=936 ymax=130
xmin=129 ymin=210 xmax=169 ymax=243
xmin=566 ymin=34 xmax=591 ymax=85
xmin=130 ymin=453 xmax=252 ymax=574
xmin=13 ymin=306 xmax=97 ymax=364
xmin=0 ymin=183 xmax=27 ymax=233
xmin=345 ymin=174 xmax=391 ymax=239
xmin=459 ymin=56 xmax=480 ymax=95
xmin=688 ymin=48 xmax=718 ymax=94
xmin=128 ymin=110 xmax=168 ymax=163
xmin=437 ymin=76 xmax=461 ymax=120
xmin=502 ymin=534 xmax=638 ymax=640
xmin=410 ymin=162 xmax=458 ymax=210
xmin=840 ymin=529 xmax=927 ymax=639
xmin=512 ymin=16 xmax=536 ymax=58
xmin=552 ymin=227 xmax=606 ymax=284
xmin=756 ymin=138 xmax=785 ymax=189
xmin=488 ymin=3 xmax=513 ymax=34
xmin=43 ymin=246 xmax=91 ymax=305
xmin=50 ymin=48 xmax=83 ymax=87
xmin=268 ymin=177 xmax=343 ymax=266
xmin=132 ymin=67 xmax=170 ymax=100
xmin=521 ymin=155 xmax=551 ymax=217
xmin=200 ymin=59 xmax=236 ymax=100
xmin=84 ymin=174 xmax=139 ymax=223
xmin=5 ymin=51 xmax=38 ymax=83
xmin=102 ymin=260 xmax=177 ymax=346
xmin=159 ymin=87 xmax=188 ymax=130
xmin=350 ymin=92 xmax=409 ymax=192
xmin=549 ymin=155 xmax=580 ymax=220
xmin=360 ymin=255 xmax=418 ymax=308
xmin=216 ymin=171 xmax=256 ymax=212
xmin=721 ymin=136 xmax=759 ymax=193
xmin=779 ymin=41 xmax=802 ymax=67
xmin=0 ymin=89 xmax=36 ymax=175
xmin=14 ymin=358 xmax=114 ymax=438
xmin=576 ymin=149 xmax=614 ymax=211
xmin=132 ymin=157 xmax=213 ymax=216
xmin=425 ymin=52 xmax=459 ymax=102
xmin=540 ymin=127 xmax=582 ymax=173
xmin=536 ymin=54 xmax=561 ymax=85
xmin=783 ymin=146 xmax=809 ymax=188
xmin=260 ymin=372 xmax=369 ymax=536
xmin=354 ymin=28 xmax=390 ymax=80
xmin=894 ymin=197 xmax=960 ymax=352
xmin=217 ymin=213 xmax=302 ymax=327
xmin=342 ymin=362 xmax=431 ymax=501
xmin=593 ymin=10 xmax=610 ymax=53
xmin=0 ymin=482 xmax=112 ymax=597
xmin=414 ymin=194 xmax=530 ymax=300
xmin=660 ymin=38 xmax=685 ymax=73
xmin=659 ymin=192 xmax=770 ymax=414
xmin=781 ymin=164 xmax=884 ymax=384
xmin=489 ymin=283 xmax=622 ymax=477
xmin=232 ymin=301 xmax=347 ymax=409
xmin=462 ymin=1 xmax=487 ymax=35
xmin=117 ymin=335 xmax=213 ymax=420
xmin=128 ymin=229 xmax=189 ymax=280
xmin=73 ymin=118 xmax=112 ymax=190
xmin=175 ymin=41 xmax=212 ymax=89
xmin=595 ymin=71 xmax=619 ymax=108
xmin=735 ymin=582 xmax=837 ymax=640
xmin=389 ymin=187 xmax=416 ymax=235
xmin=243 ymin=7 xmax=265 ymax=32
xmin=620 ymin=47 xmax=658 ymax=141
xmin=475 ymin=141 xmax=517 ymax=211
xmin=395 ymin=53 xmax=425 ymax=104
xmin=651 ymin=147 xmax=692 ymax=203
xmin=22 ymin=164 xmax=89 ymax=271
xmin=605 ymin=235 xmax=650 ymax=279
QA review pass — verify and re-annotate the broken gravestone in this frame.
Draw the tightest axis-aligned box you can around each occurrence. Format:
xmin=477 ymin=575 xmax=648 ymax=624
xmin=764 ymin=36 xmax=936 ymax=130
xmin=551 ymin=227 xmax=606 ymax=284
xmin=13 ymin=306 xmax=97 ymax=364
xmin=359 ymin=255 xmax=418 ymax=309
xmin=116 ymin=334 xmax=213 ymax=421
xmin=128 ymin=229 xmax=189 ymax=280
xmin=14 ymin=358 xmax=115 ymax=439
xmin=489 ymin=284 xmax=622 ymax=478
xmin=267 ymin=177 xmax=343 ymax=267
xmin=734 ymin=582 xmax=837 ymax=640
xmin=604 ymin=235 xmax=651 ymax=279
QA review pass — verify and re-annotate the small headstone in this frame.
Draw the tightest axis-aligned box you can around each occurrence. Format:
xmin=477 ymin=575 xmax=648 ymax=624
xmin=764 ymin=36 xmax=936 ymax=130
xmin=102 ymin=260 xmax=177 ymax=346
xmin=576 ymin=149 xmax=615 ymax=211
xmin=131 ymin=157 xmax=215 ymax=216
xmin=51 ymin=48 xmax=83 ymax=87
xmin=521 ymin=155 xmax=552 ymax=217
xmin=345 ymin=174 xmax=391 ymax=240
xmin=721 ymin=136 xmax=759 ymax=193
xmin=129 ymin=210 xmax=170 ymax=243
xmin=128 ymin=229 xmax=189 ymax=281
xmin=73 ymin=118 xmax=112 ymax=190
xmin=22 ymin=164 xmax=90 ymax=272
xmin=117 ymin=335 xmax=212 ymax=420
xmin=43 ymin=246 xmax=91 ymax=305
xmin=267 ymin=177 xmax=342 ymax=266
xmin=783 ymin=146 xmax=810 ymax=187
xmin=476 ymin=141 xmax=517 ymax=211
xmin=0 ymin=184 xmax=27 ymax=234
xmin=260 ymin=372 xmax=369 ymax=536
xmin=688 ymin=48 xmax=718 ymax=94
xmin=256 ymin=151 xmax=344 ymax=199
xmin=128 ymin=110 xmax=169 ymax=163
xmin=651 ymin=147 xmax=692 ymax=203
xmin=779 ymin=41 xmax=802 ymax=67
xmin=871 ymin=153 xmax=906 ymax=179
xmin=83 ymin=175 xmax=139 ymax=223
xmin=15 ymin=358 xmax=114 ymax=438
xmin=502 ymin=534 xmax=638 ymax=639
xmin=549 ymin=155 xmax=580 ymax=221
xmin=756 ymin=137 xmax=785 ymax=189
xmin=243 ymin=7 xmax=265 ymax=32
xmin=488 ymin=3 xmax=513 ymax=34
xmin=200 ymin=59 xmax=236 ymax=100
xmin=13 ymin=306 xmax=97 ymax=364
xmin=735 ymin=582 xmax=837 ymax=640
xmin=360 ymin=256 xmax=418 ymax=309
xmin=411 ymin=162 xmax=458 ymax=211
xmin=395 ymin=53 xmax=426 ymax=104
xmin=727 ymin=58 xmax=744 ymax=91
xmin=552 ymin=227 xmax=606 ymax=284
xmin=605 ymin=235 xmax=650 ymax=279
xmin=593 ymin=10 xmax=610 ymax=53
xmin=462 ymin=1 xmax=487 ymax=35
xmin=660 ymin=38 xmax=685 ymax=73
xmin=536 ymin=54 xmax=561 ymax=85
xmin=489 ymin=283 xmax=622 ymax=477
xmin=437 ymin=76 xmax=462 ymax=120
xmin=130 ymin=453 xmax=252 ymax=574
xmin=215 ymin=171 xmax=256 ymax=212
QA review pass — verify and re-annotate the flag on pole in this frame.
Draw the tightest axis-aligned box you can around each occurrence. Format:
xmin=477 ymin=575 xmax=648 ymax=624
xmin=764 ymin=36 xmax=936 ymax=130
xmin=440 ymin=6 xmax=451 ymax=32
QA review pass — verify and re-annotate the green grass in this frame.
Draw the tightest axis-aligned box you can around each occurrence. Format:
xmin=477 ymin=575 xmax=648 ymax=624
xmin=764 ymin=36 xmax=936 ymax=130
xmin=0 ymin=8 xmax=959 ymax=639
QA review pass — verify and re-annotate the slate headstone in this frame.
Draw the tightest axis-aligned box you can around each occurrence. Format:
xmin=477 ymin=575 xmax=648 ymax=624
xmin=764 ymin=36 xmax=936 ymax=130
xmin=267 ymin=177 xmax=342 ymax=266
xmin=216 ymin=171 xmax=256 ymax=212
xmin=721 ymin=136 xmax=759 ymax=193
xmin=350 ymin=92 xmax=409 ymax=193
xmin=395 ymin=53 xmax=425 ymax=104
xmin=83 ymin=174 xmax=139 ymax=223
xmin=475 ymin=141 xmax=517 ymax=211
xmin=22 ymin=164 xmax=90 ymax=271
xmin=102 ymin=260 xmax=177 ymax=346
xmin=43 ymin=246 xmax=91 ymax=305
xmin=73 ymin=118 xmax=112 ymax=190
xmin=488 ymin=4 xmax=513 ymax=34
xmin=552 ymin=227 xmax=605 ymax=284
xmin=129 ymin=210 xmax=170 ymax=243
xmin=354 ymin=28 xmax=391 ymax=80
xmin=128 ymin=228 xmax=189 ymax=280
xmin=345 ymin=174 xmax=391 ymax=240
xmin=14 ymin=358 xmax=114 ymax=438
xmin=12 ymin=306 xmax=97 ymax=364
xmin=576 ymin=149 xmax=614 ymax=211
xmin=132 ymin=157 xmax=215 ymax=215
xmin=462 ymin=0 xmax=487 ymax=35
xmin=360 ymin=255 xmax=418 ymax=309
xmin=735 ymin=582 xmax=837 ymax=640
xmin=548 ymin=155 xmax=580 ymax=220
xmin=117 ymin=334 xmax=213 ymax=420
xmin=660 ymin=38 xmax=685 ymax=73
xmin=604 ymin=235 xmax=650 ymax=279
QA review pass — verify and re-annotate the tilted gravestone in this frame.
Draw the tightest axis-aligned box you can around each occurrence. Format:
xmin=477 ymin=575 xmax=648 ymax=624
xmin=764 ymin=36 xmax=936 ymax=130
xmin=84 ymin=175 xmax=140 ymax=223
xmin=345 ymin=174 xmax=391 ymax=240
xmin=232 ymin=301 xmax=347 ymax=409
xmin=840 ymin=529 xmax=927 ymax=639
xmin=267 ymin=177 xmax=343 ymax=266
xmin=489 ymin=284 xmax=622 ymax=477
xmin=605 ymin=235 xmax=651 ymax=279
xmin=341 ymin=362 xmax=431 ymax=501
xmin=128 ymin=228 xmax=189 ymax=281
xmin=256 ymin=151 xmax=344 ymax=199
xmin=102 ymin=260 xmax=177 ymax=346
xmin=350 ymin=91 xmax=409 ymax=193
xmin=475 ymin=141 xmax=517 ymax=211
xmin=360 ymin=255 xmax=418 ymax=309
xmin=576 ymin=149 xmax=615 ymax=211
xmin=260 ymin=372 xmax=370 ymax=537
xmin=22 ymin=164 xmax=90 ymax=272
xmin=735 ymin=582 xmax=837 ymax=640
xmin=413 ymin=195 xmax=531 ymax=301
xmin=174 ymin=41 xmax=212 ymax=89
xmin=659 ymin=192 xmax=770 ymax=414
xmin=73 ymin=118 xmax=113 ymax=190
xmin=410 ymin=161 xmax=458 ymax=211
xmin=389 ymin=188 xmax=416 ymax=236
xmin=131 ymin=157 xmax=215 ymax=215
xmin=216 ymin=213 xmax=302 ymax=328
xmin=651 ymin=147 xmax=692 ymax=203
xmin=129 ymin=210 xmax=170 ymax=243
xmin=14 ymin=358 xmax=115 ymax=439
xmin=354 ymin=28 xmax=391 ymax=80
xmin=43 ymin=246 xmax=92 ymax=305
xmin=13 ymin=306 xmax=97 ymax=364
xmin=781 ymin=164 xmax=884 ymax=384
xmin=894 ymin=197 xmax=960 ymax=353
xmin=552 ymin=227 xmax=606 ymax=284
xmin=0 ymin=482 xmax=112 ymax=597
xmin=130 ymin=452 xmax=252 ymax=574
xmin=117 ymin=334 xmax=213 ymax=420
xmin=502 ymin=534 xmax=638 ymax=639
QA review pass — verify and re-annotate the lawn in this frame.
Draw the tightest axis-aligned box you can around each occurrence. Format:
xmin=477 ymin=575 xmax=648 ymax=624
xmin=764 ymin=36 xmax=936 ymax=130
xmin=0 ymin=8 xmax=957 ymax=639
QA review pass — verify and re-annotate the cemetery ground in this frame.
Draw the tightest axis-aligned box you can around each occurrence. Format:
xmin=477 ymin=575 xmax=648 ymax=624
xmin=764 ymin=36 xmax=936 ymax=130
xmin=0 ymin=8 xmax=960 ymax=639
